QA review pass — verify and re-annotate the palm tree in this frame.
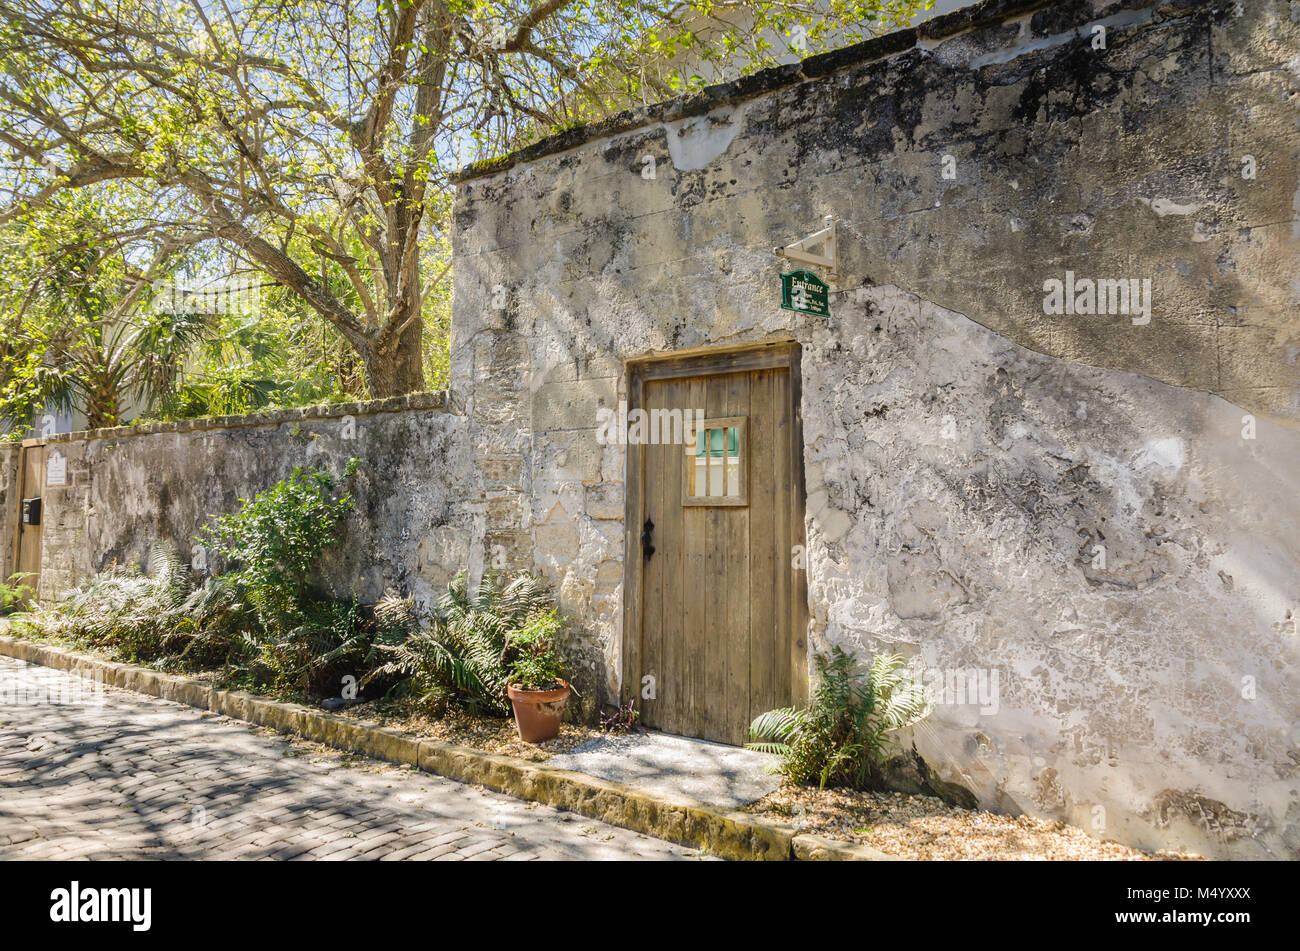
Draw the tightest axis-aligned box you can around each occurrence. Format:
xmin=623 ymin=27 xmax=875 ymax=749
xmin=1 ymin=208 xmax=212 ymax=431
xmin=41 ymin=309 xmax=210 ymax=429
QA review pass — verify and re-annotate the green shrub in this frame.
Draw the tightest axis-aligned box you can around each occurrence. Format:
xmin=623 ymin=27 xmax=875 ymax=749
xmin=0 ymin=572 xmax=34 ymax=614
xmin=746 ymin=647 xmax=928 ymax=789
xmin=15 ymin=466 xmax=573 ymax=714
xmin=198 ymin=459 xmax=359 ymax=632
xmin=29 ymin=564 xmax=168 ymax=661
xmin=22 ymin=460 xmax=367 ymax=698
xmin=368 ymin=571 xmax=559 ymax=717
xmin=165 ymin=573 xmax=258 ymax=670
xmin=506 ymin=609 xmax=565 ymax=691
xmin=231 ymin=595 xmax=408 ymax=699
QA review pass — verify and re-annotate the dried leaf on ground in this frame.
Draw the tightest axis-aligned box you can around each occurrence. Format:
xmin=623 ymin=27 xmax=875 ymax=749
xmin=748 ymin=784 xmax=1202 ymax=861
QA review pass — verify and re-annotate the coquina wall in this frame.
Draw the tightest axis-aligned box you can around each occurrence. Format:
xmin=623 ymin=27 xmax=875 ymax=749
xmin=449 ymin=0 xmax=1300 ymax=858
xmin=12 ymin=395 xmax=484 ymax=612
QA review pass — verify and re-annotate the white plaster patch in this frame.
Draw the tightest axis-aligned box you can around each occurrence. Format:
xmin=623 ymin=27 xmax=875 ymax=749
xmin=662 ymin=104 xmax=746 ymax=171
xmin=965 ymin=8 xmax=1154 ymax=68
xmin=1139 ymin=197 xmax=1205 ymax=217
xmin=1131 ymin=437 xmax=1185 ymax=475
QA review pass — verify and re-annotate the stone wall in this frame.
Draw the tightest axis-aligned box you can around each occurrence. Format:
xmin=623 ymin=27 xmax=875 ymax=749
xmin=450 ymin=0 xmax=1300 ymax=857
xmin=24 ymin=395 xmax=484 ymax=611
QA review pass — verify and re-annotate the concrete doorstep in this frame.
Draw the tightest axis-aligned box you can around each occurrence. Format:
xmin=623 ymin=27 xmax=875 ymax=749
xmin=0 ymin=634 xmax=893 ymax=861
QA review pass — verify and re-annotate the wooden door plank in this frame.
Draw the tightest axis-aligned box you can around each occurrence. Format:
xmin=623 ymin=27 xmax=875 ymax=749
xmin=639 ymin=380 xmax=666 ymax=732
xmin=748 ymin=369 xmax=778 ymax=730
xmin=9 ymin=445 xmax=25 ymax=586
xmin=16 ymin=445 xmax=44 ymax=602
xmin=621 ymin=373 xmax=644 ymax=712
xmin=699 ymin=375 xmax=731 ymax=741
xmin=682 ymin=376 xmax=709 ymax=739
xmin=722 ymin=371 xmax=751 ymax=745
xmin=629 ymin=339 xmax=798 ymax=382
xmin=772 ymin=370 xmax=794 ymax=708
xmin=661 ymin=377 xmax=689 ymax=736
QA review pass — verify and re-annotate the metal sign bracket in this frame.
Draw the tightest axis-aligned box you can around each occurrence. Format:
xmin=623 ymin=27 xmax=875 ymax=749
xmin=774 ymin=215 xmax=838 ymax=280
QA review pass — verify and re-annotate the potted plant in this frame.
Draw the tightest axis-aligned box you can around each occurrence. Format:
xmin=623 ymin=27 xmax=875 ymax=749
xmin=505 ymin=609 xmax=571 ymax=743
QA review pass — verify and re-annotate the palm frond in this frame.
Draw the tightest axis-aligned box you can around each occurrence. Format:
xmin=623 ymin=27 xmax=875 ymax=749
xmin=748 ymin=646 xmax=929 ymax=790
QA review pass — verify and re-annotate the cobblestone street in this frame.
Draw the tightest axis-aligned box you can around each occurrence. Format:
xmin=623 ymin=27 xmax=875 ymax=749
xmin=0 ymin=657 xmax=703 ymax=861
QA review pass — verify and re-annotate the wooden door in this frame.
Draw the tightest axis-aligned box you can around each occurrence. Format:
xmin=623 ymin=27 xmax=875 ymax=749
xmin=625 ymin=342 xmax=807 ymax=746
xmin=11 ymin=443 xmax=44 ymax=603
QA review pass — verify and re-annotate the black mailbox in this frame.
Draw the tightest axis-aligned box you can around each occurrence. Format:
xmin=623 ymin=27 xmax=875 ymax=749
xmin=21 ymin=496 xmax=40 ymax=526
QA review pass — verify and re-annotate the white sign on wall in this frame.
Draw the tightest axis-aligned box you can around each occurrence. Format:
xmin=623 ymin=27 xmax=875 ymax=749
xmin=46 ymin=450 xmax=66 ymax=486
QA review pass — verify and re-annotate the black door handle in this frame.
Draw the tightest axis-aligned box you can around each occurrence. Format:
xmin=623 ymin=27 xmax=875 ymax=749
xmin=642 ymin=518 xmax=655 ymax=561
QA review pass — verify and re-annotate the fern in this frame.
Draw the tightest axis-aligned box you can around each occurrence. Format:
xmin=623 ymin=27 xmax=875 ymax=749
xmin=367 ymin=571 xmax=557 ymax=717
xmin=0 ymin=572 xmax=35 ymax=614
xmin=746 ymin=647 xmax=929 ymax=789
xmin=23 ymin=543 xmax=254 ymax=669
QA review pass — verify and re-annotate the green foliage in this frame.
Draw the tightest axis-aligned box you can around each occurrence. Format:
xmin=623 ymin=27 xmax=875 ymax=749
xmin=368 ymin=571 xmax=561 ymax=716
xmin=145 ymin=302 xmax=366 ymax=422
xmin=0 ymin=191 xmax=405 ymax=430
xmin=746 ymin=647 xmax=929 ymax=789
xmin=20 ymin=464 xmax=389 ymax=701
xmin=232 ymin=595 xmax=393 ymax=698
xmin=0 ymin=573 xmax=34 ymax=614
xmin=506 ymin=609 xmax=566 ymax=691
xmin=0 ymin=195 xmax=215 ymax=431
xmin=0 ymin=0 xmax=924 ymax=401
xmin=20 ymin=544 xmax=255 ymax=669
xmin=21 ymin=463 xmax=376 ymax=698
xmin=198 ymin=460 xmax=359 ymax=631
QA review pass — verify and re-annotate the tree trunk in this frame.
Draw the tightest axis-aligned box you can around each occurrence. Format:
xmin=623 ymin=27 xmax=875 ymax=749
xmin=84 ymin=374 xmax=122 ymax=430
xmin=363 ymin=315 xmax=426 ymax=398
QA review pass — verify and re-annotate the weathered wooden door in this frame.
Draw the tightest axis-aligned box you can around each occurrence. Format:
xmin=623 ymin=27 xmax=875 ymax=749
xmin=624 ymin=341 xmax=807 ymax=745
xmin=11 ymin=442 xmax=45 ymax=603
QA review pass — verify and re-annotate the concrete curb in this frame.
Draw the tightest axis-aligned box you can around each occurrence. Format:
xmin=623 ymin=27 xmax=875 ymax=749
xmin=0 ymin=634 xmax=890 ymax=861
xmin=791 ymin=832 xmax=899 ymax=861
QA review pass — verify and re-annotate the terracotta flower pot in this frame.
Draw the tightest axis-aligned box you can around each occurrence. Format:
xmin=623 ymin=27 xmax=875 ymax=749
xmin=507 ymin=680 xmax=571 ymax=744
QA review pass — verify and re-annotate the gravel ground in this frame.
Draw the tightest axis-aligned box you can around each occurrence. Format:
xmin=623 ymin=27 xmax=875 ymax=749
xmin=748 ymin=785 xmax=1203 ymax=861
xmin=335 ymin=697 xmax=604 ymax=761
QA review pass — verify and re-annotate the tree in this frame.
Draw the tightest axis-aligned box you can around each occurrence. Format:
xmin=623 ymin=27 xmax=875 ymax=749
xmin=0 ymin=0 xmax=927 ymax=397
xmin=0 ymin=195 xmax=211 ymax=429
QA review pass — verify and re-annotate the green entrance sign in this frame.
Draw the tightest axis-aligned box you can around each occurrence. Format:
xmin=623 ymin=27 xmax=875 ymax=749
xmin=780 ymin=269 xmax=831 ymax=317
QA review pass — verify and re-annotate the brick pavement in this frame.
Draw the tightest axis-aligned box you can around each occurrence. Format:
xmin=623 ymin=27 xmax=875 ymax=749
xmin=0 ymin=656 xmax=707 ymax=860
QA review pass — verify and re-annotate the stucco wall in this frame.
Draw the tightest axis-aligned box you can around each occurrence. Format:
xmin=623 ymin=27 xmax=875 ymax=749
xmin=26 ymin=396 xmax=484 ymax=612
xmin=450 ymin=0 xmax=1300 ymax=857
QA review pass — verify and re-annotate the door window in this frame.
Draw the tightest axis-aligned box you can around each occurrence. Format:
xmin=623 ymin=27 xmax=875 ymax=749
xmin=683 ymin=416 xmax=747 ymax=506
